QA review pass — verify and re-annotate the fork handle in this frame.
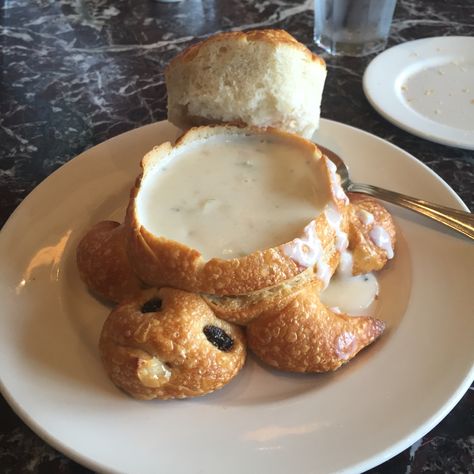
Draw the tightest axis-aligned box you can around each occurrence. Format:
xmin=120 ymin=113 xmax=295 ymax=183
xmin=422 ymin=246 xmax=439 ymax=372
xmin=348 ymin=182 xmax=474 ymax=240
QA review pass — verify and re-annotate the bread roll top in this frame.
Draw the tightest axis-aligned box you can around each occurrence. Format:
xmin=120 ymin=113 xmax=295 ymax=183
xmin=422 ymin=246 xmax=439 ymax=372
xmin=165 ymin=29 xmax=327 ymax=138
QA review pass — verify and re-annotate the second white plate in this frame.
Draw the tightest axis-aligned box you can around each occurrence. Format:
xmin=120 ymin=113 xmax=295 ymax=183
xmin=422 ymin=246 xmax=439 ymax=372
xmin=363 ymin=36 xmax=474 ymax=149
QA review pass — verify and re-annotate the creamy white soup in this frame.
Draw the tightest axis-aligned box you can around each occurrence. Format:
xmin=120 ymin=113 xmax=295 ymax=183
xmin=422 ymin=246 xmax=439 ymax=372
xmin=321 ymin=272 xmax=379 ymax=316
xmin=137 ymin=135 xmax=329 ymax=260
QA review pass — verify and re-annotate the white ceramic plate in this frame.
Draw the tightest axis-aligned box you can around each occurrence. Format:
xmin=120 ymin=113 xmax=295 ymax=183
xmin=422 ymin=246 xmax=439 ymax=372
xmin=363 ymin=36 xmax=474 ymax=149
xmin=1 ymin=120 xmax=473 ymax=474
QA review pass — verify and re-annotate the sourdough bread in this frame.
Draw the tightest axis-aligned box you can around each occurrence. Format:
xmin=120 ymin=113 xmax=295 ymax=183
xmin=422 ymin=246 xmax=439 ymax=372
xmin=125 ymin=124 xmax=350 ymax=296
xmin=165 ymin=29 xmax=327 ymax=138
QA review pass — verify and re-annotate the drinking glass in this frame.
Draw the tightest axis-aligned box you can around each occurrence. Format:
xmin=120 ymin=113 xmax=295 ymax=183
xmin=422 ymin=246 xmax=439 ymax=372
xmin=314 ymin=0 xmax=397 ymax=56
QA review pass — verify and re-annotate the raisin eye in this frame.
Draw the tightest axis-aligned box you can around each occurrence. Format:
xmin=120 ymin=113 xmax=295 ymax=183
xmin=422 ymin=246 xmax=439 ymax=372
xmin=141 ymin=298 xmax=162 ymax=313
xmin=203 ymin=325 xmax=234 ymax=352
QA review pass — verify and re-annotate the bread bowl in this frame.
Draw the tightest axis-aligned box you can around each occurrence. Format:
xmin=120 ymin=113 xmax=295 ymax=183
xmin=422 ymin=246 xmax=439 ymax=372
xmin=72 ymin=26 xmax=395 ymax=397
xmin=165 ymin=29 xmax=327 ymax=138
xmin=125 ymin=124 xmax=351 ymax=297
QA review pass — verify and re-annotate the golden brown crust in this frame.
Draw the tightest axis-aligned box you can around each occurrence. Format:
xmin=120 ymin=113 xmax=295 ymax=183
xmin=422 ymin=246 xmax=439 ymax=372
xmin=347 ymin=194 xmax=396 ymax=275
xmin=127 ymin=224 xmax=300 ymax=295
xmin=166 ymin=29 xmax=325 ymax=73
xmin=99 ymin=288 xmax=246 ymax=400
xmin=199 ymin=203 xmax=347 ymax=324
xmin=202 ymin=269 xmax=315 ymax=325
xmin=125 ymin=125 xmax=349 ymax=296
xmin=76 ymin=221 xmax=144 ymax=303
xmin=247 ymin=284 xmax=385 ymax=373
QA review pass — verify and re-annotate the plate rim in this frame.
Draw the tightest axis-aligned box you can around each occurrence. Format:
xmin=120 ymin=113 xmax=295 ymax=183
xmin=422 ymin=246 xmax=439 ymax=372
xmin=0 ymin=118 xmax=472 ymax=474
xmin=363 ymin=36 xmax=474 ymax=150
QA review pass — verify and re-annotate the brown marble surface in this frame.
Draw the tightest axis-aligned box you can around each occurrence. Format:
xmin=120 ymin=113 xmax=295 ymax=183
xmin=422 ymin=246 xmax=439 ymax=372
xmin=0 ymin=0 xmax=473 ymax=473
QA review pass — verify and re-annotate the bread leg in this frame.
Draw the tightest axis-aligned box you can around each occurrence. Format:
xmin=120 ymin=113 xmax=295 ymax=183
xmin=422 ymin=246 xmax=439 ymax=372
xmin=247 ymin=284 xmax=384 ymax=372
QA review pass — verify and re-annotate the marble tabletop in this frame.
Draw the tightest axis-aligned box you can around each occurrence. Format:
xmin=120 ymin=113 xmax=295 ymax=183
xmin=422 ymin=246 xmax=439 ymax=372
xmin=0 ymin=0 xmax=472 ymax=472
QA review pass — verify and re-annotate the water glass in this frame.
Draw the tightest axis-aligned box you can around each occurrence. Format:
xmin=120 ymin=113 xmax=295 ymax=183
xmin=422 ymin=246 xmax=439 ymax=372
xmin=314 ymin=0 xmax=397 ymax=56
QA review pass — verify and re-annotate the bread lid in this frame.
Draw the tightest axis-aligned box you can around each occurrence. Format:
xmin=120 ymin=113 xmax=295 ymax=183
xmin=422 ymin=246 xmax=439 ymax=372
xmin=125 ymin=125 xmax=350 ymax=296
xmin=165 ymin=29 xmax=327 ymax=138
